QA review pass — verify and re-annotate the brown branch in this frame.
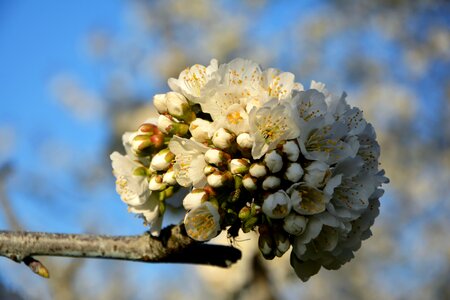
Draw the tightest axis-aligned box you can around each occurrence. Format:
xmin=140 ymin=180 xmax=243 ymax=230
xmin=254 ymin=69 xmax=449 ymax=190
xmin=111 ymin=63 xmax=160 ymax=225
xmin=0 ymin=225 xmax=241 ymax=277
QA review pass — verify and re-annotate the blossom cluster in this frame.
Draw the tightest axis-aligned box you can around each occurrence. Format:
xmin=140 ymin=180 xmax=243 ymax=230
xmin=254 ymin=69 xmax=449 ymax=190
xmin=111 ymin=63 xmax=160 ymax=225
xmin=110 ymin=58 xmax=388 ymax=281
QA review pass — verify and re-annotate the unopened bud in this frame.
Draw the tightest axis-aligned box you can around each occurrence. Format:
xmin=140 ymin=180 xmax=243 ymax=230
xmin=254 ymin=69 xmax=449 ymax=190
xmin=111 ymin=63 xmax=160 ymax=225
xmin=273 ymin=229 xmax=290 ymax=257
xmin=163 ymin=168 xmax=177 ymax=185
xmin=262 ymin=176 xmax=281 ymax=190
xmin=212 ymin=128 xmax=235 ymax=150
xmin=130 ymin=133 xmax=164 ymax=156
xmin=149 ymin=175 xmax=167 ymax=191
xmin=262 ymin=191 xmax=291 ymax=219
xmin=189 ymin=118 xmax=214 ymax=143
xmin=236 ymin=133 xmax=254 ymax=149
xmin=264 ymin=150 xmax=283 ymax=173
xmin=157 ymin=114 xmax=189 ymax=136
xmin=207 ymin=171 xmax=233 ymax=188
xmin=166 ymin=92 xmax=195 ymax=122
xmin=150 ymin=148 xmax=175 ymax=171
xmin=285 ymin=163 xmax=304 ymax=182
xmin=242 ymin=174 xmax=257 ymax=191
xmin=242 ymin=216 xmax=258 ymax=233
xmin=203 ymin=165 xmax=217 ymax=176
xmin=258 ymin=230 xmax=275 ymax=259
xmin=282 ymin=140 xmax=300 ymax=162
xmin=283 ymin=213 xmax=308 ymax=235
xmin=153 ymin=94 xmax=168 ymax=114
xmin=228 ymin=158 xmax=250 ymax=175
xmin=183 ymin=188 xmax=209 ymax=210
xmin=204 ymin=148 xmax=229 ymax=167
xmin=238 ymin=206 xmax=251 ymax=220
xmin=249 ymin=162 xmax=267 ymax=178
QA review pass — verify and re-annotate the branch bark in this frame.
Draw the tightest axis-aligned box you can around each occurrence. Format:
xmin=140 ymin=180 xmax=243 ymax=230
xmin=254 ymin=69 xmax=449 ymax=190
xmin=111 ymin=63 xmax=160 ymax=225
xmin=0 ymin=225 xmax=242 ymax=276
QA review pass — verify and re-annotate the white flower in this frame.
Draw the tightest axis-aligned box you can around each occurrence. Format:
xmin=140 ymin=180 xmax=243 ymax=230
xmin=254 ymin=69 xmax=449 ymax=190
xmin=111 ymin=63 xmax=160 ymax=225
xmin=303 ymin=161 xmax=330 ymax=187
xmin=157 ymin=115 xmax=189 ymax=136
xmin=288 ymin=183 xmax=330 ymax=215
xmin=215 ymin=104 xmax=250 ymax=135
xmin=212 ymin=128 xmax=235 ymax=150
xmin=262 ymin=190 xmax=291 ymax=219
xmin=261 ymin=68 xmax=298 ymax=100
xmin=189 ymin=118 xmax=214 ymax=143
xmin=264 ymin=150 xmax=283 ymax=173
xmin=293 ymin=89 xmax=328 ymax=122
xmin=128 ymin=192 xmax=162 ymax=236
xmin=184 ymin=202 xmax=221 ymax=241
xmin=298 ymin=117 xmax=359 ymax=165
xmin=285 ymin=163 xmax=304 ymax=182
xmin=110 ymin=152 xmax=149 ymax=206
xmin=169 ymin=136 xmax=209 ymax=187
xmin=249 ymin=99 xmax=300 ymax=159
xmin=168 ymin=59 xmax=218 ymax=101
xmin=183 ymin=189 xmax=209 ymax=210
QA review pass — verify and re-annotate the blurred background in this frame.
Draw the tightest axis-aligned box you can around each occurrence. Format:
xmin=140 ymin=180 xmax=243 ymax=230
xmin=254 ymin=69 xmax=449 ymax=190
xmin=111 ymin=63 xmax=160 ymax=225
xmin=0 ymin=0 xmax=449 ymax=299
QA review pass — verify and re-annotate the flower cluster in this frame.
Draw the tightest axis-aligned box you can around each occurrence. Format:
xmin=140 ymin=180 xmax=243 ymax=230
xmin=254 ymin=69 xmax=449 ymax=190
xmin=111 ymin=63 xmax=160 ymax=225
xmin=111 ymin=58 xmax=388 ymax=281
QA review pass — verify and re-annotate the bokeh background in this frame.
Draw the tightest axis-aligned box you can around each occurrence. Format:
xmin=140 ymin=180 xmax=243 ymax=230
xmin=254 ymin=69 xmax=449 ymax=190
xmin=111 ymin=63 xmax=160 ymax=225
xmin=0 ymin=0 xmax=449 ymax=299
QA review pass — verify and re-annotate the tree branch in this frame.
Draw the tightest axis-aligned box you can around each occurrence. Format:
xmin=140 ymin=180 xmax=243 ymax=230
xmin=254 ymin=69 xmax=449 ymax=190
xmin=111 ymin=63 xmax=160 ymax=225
xmin=0 ymin=225 xmax=241 ymax=277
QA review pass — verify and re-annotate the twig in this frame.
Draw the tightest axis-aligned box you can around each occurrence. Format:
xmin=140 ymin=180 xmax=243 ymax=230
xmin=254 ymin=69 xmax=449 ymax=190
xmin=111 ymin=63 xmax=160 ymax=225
xmin=0 ymin=225 xmax=242 ymax=278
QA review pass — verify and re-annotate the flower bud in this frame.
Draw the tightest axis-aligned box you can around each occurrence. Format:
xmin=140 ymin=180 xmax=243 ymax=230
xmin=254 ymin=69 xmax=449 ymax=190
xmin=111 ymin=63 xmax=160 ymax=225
xmin=249 ymin=162 xmax=267 ymax=178
xmin=242 ymin=216 xmax=258 ymax=233
xmin=236 ymin=133 xmax=254 ymax=149
xmin=162 ymin=167 xmax=177 ymax=185
xmin=184 ymin=202 xmax=221 ymax=242
xmin=207 ymin=171 xmax=233 ymax=188
xmin=137 ymin=123 xmax=161 ymax=135
xmin=242 ymin=174 xmax=257 ymax=191
xmin=204 ymin=148 xmax=229 ymax=167
xmin=166 ymin=92 xmax=195 ymax=122
xmin=212 ymin=128 xmax=235 ymax=150
xmin=258 ymin=230 xmax=275 ymax=259
xmin=282 ymin=140 xmax=300 ymax=162
xmin=153 ymin=94 xmax=168 ymax=114
xmin=130 ymin=132 xmax=165 ymax=156
xmin=150 ymin=148 xmax=175 ymax=171
xmin=189 ymin=118 xmax=214 ymax=143
xmin=238 ymin=206 xmax=251 ymax=220
xmin=285 ymin=163 xmax=304 ymax=182
xmin=273 ymin=229 xmax=290 ymax=257
xmin=203 ymin=165 xmax=217 ymax=176
xmin=262 ymin=190 xmax=291 ymax=219
xmin=262 ymin=176 xmax=281 ymax=190
xmin=149 ymin=175 xmax=167 ymax=191
xmin=264 ymin=150 xmax=283 ymax=173
xmin=283 ymin=213 xmax=308 ymax=235
xmin=183 ymin=188 xmax=209 ymax=210
xmin=228 ymin=158 xmax=250 ymax=175
xmin=157 ymin=114 xmax=189 ymax=136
